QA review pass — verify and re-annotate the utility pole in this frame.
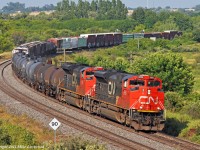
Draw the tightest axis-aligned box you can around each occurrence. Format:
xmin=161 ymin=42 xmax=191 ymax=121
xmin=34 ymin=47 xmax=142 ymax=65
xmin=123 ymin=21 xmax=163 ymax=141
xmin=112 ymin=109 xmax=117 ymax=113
xmin=64 ymin=49 xmax=66 ymax=62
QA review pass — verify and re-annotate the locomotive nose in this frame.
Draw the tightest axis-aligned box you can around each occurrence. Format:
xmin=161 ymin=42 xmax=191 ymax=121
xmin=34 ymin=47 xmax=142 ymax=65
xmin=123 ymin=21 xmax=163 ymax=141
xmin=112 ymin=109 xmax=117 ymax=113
xmin=137 ymin=87 xmax=160 ymax=111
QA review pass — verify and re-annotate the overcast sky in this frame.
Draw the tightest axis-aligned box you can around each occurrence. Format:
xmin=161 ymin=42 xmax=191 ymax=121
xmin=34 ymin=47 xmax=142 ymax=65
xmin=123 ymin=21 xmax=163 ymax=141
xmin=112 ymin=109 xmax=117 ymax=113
xmin=1 ymin=0 xmax=200 ymax=9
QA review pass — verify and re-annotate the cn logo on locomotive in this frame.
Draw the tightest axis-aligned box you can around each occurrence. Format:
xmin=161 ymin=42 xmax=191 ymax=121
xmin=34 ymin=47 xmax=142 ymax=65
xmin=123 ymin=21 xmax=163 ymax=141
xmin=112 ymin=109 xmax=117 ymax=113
xmin=139 ymin=96 xmax=158 ymax=104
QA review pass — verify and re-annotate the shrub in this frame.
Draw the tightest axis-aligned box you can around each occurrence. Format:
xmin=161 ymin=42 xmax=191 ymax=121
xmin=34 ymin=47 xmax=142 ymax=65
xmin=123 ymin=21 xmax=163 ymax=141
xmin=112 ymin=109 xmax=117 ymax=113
xmin=183 ymin=101 xmax=200 ymax=119
xmin=165 ymin=92 xmax=184 ymax=112
xmin=47 ymin=136 xmax=106 ymax=150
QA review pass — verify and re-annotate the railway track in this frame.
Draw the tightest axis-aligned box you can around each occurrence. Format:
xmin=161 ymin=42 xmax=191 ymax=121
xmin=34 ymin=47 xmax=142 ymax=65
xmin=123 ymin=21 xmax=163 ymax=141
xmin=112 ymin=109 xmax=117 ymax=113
xmin=2 ymin=60 xmax=200 ymax=150
xmin=0 ymin=60 xmax=155 ymax=150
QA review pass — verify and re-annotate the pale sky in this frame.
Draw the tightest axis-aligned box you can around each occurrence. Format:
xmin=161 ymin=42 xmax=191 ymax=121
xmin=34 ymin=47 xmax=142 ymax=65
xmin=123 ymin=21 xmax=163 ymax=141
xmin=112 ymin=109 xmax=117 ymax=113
xmin=1 ymin=0 xmax=200 ymax=9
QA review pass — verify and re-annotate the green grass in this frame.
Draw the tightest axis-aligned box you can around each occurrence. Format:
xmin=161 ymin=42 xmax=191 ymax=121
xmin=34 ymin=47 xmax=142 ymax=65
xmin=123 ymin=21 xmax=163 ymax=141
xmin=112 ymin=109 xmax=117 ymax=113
xmin=165 ymin=111 xmax=200 ymax=144
xmin=179 ymin=52 xmax=200 ymax=93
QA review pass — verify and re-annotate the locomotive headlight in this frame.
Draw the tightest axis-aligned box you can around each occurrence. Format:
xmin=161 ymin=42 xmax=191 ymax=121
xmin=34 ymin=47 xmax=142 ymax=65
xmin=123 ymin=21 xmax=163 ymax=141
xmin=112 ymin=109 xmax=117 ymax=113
xmin=148 ymin=90 xmax=151 ymax=95
xmin=140 ymin=106 xmax=143 ymax=109
xmin=157 ymin=107 xmax=160 ymax=110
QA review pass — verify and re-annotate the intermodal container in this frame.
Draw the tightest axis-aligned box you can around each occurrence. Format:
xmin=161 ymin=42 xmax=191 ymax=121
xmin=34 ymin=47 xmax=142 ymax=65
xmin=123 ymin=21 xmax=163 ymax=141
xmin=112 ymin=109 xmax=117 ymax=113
xmin=70 ymin=37 xmax=78 ymax=49
xmin=122 ymin=34 xmax=134 ymax=43
xmin=80 ymin=34 xmax=96 ymax=48
xmin=62 ymin=38 xmax=71 ymax=49
xmin=78 ymin=37 xmax=87 ymax=48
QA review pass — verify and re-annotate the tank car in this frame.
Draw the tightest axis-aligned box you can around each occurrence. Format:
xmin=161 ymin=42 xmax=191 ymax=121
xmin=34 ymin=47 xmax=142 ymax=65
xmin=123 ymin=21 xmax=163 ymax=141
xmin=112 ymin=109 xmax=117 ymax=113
xmin=49 ymin=68 xmax=65 ymax=97
xmin=34 ymin=64 xmax=53 ymax=93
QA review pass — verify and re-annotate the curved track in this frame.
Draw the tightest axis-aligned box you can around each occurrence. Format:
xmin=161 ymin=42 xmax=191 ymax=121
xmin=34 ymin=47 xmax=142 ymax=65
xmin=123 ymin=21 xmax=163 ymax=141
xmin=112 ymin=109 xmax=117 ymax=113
xmin=1 ymin=60 xmax=200 ymax=150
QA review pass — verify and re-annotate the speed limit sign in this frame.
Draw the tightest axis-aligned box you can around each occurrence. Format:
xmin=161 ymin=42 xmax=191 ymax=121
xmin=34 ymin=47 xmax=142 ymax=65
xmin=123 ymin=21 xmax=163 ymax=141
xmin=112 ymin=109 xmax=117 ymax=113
xmin=49 ymin=118 xmax=61 ymax=144
xmin=49 ymin=118 xmax=61 ymax=130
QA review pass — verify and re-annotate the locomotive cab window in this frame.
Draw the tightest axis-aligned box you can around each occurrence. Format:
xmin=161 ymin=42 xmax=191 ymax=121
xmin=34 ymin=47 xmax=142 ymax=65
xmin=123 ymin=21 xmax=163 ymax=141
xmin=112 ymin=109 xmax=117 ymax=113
xmin=86 ymin=71 xmax=94 ymax=76
xmin=148 ymin=80 xmax=160 ymax=87
xmin=130 ymin=80 xmax=144 ymax=86
xmin=86 ymin=71 xmax=94 ymax=80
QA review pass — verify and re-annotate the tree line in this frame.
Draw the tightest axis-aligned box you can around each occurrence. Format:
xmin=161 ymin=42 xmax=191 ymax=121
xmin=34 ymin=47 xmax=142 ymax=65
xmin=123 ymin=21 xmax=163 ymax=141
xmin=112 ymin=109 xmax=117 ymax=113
xmin=1 ymin=2 xmax=55 ymax=14
xmin=56 ymin=0 xmax=127 ymax=20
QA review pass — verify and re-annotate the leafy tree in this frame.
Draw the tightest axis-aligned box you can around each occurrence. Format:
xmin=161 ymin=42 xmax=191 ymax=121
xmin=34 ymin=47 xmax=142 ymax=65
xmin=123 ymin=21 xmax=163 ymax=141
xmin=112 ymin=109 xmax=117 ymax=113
xmin=0 ymin=20 xmax=11 ymax=34
xmin=157 ymin=11 xmax=171 ymax=22
xmin=144 ymin=9 xmax=158 ymax=28
xmin=2 ymin=2 xmax=25 ymax=14
xmin=132 ymin=7 xmax=145 ymax=24
xmin=0 ymin=36 xmax=14 ymax=51
xmin=12 ymin=31 xmax=26 ymax=46
xmin=56 ymin=0 xmax=127 ymax=20
xmin=130 ymin=52 xmax=194 ymax=94
xmin=133 ymin=24 xmax=145 ymax=32
xmin=153 ymin=20 xmax=178 ymax=32
xmin=192 ymin=28 xmax=200 ymax=42
xmin=172 ymin=12 xmax=193 ymax=31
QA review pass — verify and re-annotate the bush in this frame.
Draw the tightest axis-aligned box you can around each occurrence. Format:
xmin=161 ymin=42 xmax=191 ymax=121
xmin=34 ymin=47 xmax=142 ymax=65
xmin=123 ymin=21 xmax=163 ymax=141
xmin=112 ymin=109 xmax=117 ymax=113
xmin=179 ymin=120 xmax=200 ymax=143
xmin=195 ymin=55 xmax=200 ymax=64
xmin=183 ymin=101 xmax=200 ymax=119
xmin=1 ymin=123 xmax=36 ymax=145
xmin=47 ymin=136 xmax=106 ymax=150
xmin=75 ymin=56 xmax=89 ymax=65
xmin=0 ymin=128 xmax=12 ymax=145
xmin=165 ymin=92 xmax=184 ymax=112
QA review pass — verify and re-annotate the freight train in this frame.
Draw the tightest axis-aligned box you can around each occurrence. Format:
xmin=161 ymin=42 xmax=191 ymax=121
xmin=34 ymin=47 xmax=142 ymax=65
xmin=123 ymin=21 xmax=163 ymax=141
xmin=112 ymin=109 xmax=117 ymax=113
xmin=47 ymin=30 xmax=182 ymax=51
xmin=12 ymin=42 xmax=166 ymax=131
xmin=12 ymin=31 xmax=181 ymax=56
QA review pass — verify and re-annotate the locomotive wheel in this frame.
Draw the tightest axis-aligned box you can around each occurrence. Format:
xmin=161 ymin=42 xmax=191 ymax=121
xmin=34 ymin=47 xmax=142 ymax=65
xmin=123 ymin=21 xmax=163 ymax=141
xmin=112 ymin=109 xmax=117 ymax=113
xmin=132 ymin=121 xmax=141 ymax=131
xmin=45 ymin=89 xmax=49 ymax=96
xmin=115 ymin=112 xmax=125 ymax=124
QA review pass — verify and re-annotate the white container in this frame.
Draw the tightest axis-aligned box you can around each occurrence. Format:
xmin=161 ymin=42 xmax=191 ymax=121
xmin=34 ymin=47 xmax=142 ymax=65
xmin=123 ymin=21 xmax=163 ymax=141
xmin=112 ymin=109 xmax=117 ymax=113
xmin=70 ymin=37 xmax=78 ymax=49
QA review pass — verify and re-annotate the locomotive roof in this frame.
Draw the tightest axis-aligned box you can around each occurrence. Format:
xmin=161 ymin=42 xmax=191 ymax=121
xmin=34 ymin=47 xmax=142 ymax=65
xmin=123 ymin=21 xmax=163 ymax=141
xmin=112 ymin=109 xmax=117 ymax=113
xmin=61 ymin=62 xmax=88 ymax=74
xmin=95 ymin=70 xmax=137 ymax=83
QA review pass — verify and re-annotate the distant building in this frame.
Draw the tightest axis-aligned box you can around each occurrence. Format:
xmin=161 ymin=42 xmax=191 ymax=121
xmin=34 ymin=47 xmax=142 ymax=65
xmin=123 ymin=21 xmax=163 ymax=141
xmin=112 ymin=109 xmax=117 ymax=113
xmin=169 ymin=8 xmax=179 ymax=12
xmin=10 ymin=11 xmax=21 ymax=16
xmin=29 ymin=10 xmax=55 ymax=16
xmin=127 ymin=10 xmax=134 ymax=16
xmin=185 ymin=8 xmax=195 ymax=12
